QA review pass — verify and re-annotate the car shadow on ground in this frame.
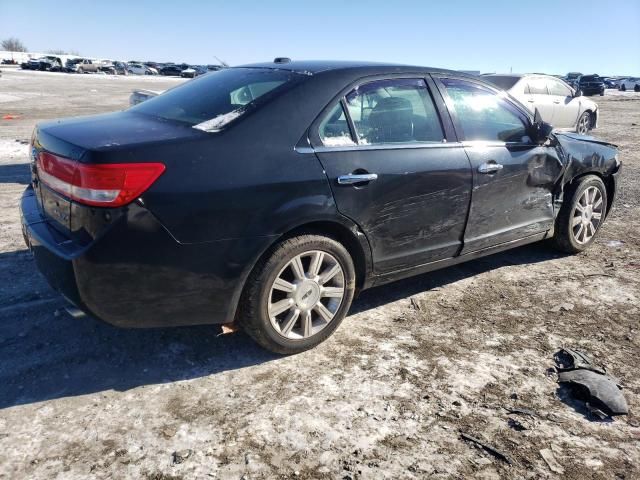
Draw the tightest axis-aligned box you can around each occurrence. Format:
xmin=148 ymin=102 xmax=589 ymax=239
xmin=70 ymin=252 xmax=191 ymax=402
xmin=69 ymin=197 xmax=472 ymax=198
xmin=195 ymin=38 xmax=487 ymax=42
xmin=352 ymin=241 xmax=566 ymax=314
xmin=0 ymin=163 xmax=30 ymax=185
xmin=0 ymin=242 xmax=565 ymax=409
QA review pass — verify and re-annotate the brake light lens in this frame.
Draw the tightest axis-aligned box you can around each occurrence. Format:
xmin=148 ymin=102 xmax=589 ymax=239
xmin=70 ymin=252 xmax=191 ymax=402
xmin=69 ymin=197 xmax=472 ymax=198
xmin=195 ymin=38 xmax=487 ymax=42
xmin=37 ymin=152 xmax=165 ymax=207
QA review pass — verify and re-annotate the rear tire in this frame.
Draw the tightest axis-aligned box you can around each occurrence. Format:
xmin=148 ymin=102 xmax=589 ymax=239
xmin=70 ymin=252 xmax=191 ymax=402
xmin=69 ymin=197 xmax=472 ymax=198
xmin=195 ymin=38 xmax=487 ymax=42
xmin=551 ymin=175 xmax=607 ymax=253
xmin=635 ymin=85 xmax=640 ymax=93
xmin=238 ymin=235 xmax=356 ymax=354
xmin=621 ymin=84 xmax=626 ymax=91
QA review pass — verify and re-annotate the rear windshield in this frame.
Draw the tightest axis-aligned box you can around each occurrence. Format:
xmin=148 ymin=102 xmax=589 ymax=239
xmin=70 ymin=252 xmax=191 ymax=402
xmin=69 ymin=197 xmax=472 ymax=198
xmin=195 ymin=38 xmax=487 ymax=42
xmin=482 ymin=76 xmax=520 ymax=91
xmin=130 ymin=68 xmax=303 ymax=131
xmin=580 ymin=75 xmax=600 ymax=82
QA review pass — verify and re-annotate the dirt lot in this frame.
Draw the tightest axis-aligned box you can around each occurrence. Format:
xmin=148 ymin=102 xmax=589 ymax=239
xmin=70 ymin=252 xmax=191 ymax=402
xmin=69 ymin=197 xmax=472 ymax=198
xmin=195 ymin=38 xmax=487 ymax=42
xmin=0 ymin=68 xmax=639 ymax=479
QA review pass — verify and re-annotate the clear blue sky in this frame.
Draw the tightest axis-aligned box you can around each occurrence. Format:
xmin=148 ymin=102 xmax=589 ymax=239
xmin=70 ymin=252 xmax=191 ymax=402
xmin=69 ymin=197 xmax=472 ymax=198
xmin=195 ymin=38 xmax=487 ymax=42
xmin=2 ymin=0 xmax=639 ymax=74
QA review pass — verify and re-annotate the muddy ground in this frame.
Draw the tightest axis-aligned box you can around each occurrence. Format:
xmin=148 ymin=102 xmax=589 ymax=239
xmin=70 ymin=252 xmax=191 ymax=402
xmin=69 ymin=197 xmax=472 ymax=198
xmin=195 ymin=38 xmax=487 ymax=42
xmin=0 ymin=69 xmax=638 ymax=479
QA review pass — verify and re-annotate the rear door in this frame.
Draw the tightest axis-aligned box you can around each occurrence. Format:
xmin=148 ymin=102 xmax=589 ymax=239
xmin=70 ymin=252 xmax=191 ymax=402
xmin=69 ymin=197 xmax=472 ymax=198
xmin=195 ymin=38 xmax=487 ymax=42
xmin=435 ymin=77 xmax=558 ymax=253
xmin=310 ymin=77 xmax=472 ymax=273
xmin=546 ymin=78 xmax=580 ymax=128
xmin=522 ymin=77 xmax=555 ymax=124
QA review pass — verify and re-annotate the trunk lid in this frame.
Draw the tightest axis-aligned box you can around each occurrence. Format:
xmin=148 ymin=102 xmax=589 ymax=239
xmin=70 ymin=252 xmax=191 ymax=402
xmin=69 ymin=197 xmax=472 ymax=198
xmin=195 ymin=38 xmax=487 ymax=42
xmin=31 ymin=111 xmax=200 ymax=241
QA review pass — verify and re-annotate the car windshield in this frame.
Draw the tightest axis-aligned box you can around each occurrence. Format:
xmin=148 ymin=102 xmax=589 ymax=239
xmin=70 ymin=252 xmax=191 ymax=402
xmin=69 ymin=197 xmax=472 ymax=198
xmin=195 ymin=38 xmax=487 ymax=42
xmin=581 ymin=75 xmax=600 ymax=81
xmin=482 ymin=76 xmax=520 ymax=91
xmin=130 ymin=67 xmax=303 ymax=131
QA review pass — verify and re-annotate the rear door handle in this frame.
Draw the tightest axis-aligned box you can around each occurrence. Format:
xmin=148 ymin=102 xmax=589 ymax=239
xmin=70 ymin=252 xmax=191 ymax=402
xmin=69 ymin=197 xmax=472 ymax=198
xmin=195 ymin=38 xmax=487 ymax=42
xmin=337 ymin=173 xmax=378 ymax=185
xmin=477 ymin=162 xmax=504 ymax=174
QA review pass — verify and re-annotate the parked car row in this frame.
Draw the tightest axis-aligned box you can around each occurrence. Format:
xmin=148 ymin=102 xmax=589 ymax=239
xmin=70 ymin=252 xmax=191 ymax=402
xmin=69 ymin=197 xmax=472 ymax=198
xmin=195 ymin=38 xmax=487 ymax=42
xmin=562 ymin=72 xmax=640 ymax=92
xmin=19 ymin=56 xmax=224 ymax=77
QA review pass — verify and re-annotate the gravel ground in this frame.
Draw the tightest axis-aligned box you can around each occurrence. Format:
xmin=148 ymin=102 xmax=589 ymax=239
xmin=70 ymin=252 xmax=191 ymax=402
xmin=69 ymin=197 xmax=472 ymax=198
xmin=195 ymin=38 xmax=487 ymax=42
xmin=0 ymin=69 xmax=639 ymax=480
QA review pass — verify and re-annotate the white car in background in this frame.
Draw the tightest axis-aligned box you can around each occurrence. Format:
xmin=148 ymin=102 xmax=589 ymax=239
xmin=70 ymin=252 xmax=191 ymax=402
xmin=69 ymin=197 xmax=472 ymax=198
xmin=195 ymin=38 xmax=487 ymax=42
xmin=126 ymin=63 xmax=158 ymax=75
xmin=618 ymin=78 xmax=640 ymax=92
xmin=482 ymin=74 xmax=598 ymax=135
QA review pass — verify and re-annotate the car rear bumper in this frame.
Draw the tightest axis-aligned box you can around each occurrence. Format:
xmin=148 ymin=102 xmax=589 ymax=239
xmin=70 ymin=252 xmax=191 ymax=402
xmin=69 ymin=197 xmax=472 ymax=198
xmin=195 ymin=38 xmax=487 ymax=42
xmin=21 ymin=186 xmax=275 ymax=328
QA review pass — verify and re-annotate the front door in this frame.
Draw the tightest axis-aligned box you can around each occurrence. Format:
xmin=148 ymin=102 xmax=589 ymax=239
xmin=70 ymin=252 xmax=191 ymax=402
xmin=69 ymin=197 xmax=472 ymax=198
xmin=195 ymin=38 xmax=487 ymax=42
xmin=311 ymin=78 xmax=473 ymax=273
xmin=437 ymin=77 xmax=560 ymax=254
xmin=546 ymin=78 xmax=581 ymax=129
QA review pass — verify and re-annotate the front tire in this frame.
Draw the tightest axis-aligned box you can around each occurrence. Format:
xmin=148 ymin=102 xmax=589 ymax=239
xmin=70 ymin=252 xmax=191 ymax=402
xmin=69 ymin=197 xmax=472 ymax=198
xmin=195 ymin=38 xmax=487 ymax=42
xmin=621 ymin=84 xmax=626 ymax=91
xmin=238 ymin=235 xmax=356 ymax=354
xmin=576 ymin=111 xmax=591 ymax=135
xmin=552 ymin=175 xmax=607 ymax=253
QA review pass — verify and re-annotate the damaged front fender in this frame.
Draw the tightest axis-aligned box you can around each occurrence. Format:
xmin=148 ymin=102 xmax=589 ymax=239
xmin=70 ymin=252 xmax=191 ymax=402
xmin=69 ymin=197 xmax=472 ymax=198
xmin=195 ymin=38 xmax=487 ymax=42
xmin=550 ymin=132 xmax=620 ymax=212
xmin=553 ymin=132 xmax=620 ymax=186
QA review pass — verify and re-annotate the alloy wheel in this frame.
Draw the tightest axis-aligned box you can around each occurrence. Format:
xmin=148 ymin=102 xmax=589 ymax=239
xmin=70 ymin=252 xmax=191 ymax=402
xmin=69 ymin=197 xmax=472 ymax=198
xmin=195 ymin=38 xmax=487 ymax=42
xmin=267 ymin=250 xmax=345 ymax=340
xmin=571 ymin=186 xmax=603 ymax=244
xmin=577 ymin=113 xmax=590 ymax=135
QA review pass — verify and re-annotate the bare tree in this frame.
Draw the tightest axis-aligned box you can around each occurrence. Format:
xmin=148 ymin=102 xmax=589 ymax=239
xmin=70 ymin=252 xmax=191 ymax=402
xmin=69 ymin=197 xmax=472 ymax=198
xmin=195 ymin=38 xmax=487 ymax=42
xmin=1 ymin=37 xmax=27 ymax=52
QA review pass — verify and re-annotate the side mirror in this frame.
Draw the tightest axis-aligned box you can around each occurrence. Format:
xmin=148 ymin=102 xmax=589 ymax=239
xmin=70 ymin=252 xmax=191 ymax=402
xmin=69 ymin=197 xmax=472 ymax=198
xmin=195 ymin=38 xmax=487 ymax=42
xmin=531 ymin=108 xmax=554 ymax=144
xmin=573 ymin=89 xmax=582 ymax=98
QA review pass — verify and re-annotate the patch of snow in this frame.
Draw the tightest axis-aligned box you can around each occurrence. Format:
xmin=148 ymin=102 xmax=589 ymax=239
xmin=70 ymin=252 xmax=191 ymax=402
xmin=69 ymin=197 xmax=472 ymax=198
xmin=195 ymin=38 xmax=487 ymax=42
xmin=192 ymin=109 xmax=244 ymax=132
xmin=0 ymin=139 xmax=29 ymax=164
xmin=322 ymin=136 xmax=356 ymax=147
xmin=0 ymin=93 xmax=21 ymax=103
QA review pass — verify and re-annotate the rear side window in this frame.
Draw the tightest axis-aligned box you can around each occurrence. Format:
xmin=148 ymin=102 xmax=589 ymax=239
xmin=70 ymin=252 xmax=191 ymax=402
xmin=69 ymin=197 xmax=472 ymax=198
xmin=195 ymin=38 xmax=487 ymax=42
xmin=343 ymin=79 xmax=444 ymax=145
xmin=442 ymin=78 xmax=529 ymax=143
xmin=318 ymin=102 xmax=356 ymax=146
xmin=482 ymin=75 xmax=520 ymax=91
xmin=130 ymin=68 xmax=302 ymax=131
xmin=527 ymin=78 xmax=548 ymax=95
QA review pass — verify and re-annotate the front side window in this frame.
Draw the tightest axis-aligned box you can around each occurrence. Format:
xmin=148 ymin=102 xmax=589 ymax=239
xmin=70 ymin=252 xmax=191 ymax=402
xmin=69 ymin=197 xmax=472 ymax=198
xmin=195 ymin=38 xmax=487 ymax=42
xmin=131 ymin=68 xmax=303 ymax=131
xmin=442 ymin=78 xmax=529 ymax=143
xmin=342 ymin=79 xmax=444 ymax=145
xmin=548 ymin=79 xmax=572 ymax=97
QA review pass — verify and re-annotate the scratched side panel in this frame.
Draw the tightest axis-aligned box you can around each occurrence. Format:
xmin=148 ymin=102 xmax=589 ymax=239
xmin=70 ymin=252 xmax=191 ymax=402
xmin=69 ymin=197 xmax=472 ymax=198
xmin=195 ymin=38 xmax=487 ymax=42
xmin=316 ymin=145 xmax=473 ymax=273
xmin=461 ymin=144 xmax=562 ymax=253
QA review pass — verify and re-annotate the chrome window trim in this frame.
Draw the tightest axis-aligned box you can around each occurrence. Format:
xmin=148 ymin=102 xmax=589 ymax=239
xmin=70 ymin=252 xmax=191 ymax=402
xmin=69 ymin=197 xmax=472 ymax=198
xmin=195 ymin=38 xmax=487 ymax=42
xmin=312 ymin=75 xmax=448 ymax=150
xmin=303 ymin=141 xmax=459 ymax=154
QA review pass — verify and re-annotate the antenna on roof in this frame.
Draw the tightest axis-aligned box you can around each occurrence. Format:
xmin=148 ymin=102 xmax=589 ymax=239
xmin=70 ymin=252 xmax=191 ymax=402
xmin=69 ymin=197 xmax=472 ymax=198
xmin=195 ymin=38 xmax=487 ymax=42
xmin=213 ymin=56 xmax=229 ymax=68
xmin=274 ymin=57 xmax=291 ymax=64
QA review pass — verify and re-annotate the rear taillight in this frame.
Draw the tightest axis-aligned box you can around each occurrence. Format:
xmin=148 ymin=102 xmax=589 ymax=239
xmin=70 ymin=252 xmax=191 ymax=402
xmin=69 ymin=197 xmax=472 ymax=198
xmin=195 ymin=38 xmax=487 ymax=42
xmin=37 ymin=152 xmax=165 ymax=207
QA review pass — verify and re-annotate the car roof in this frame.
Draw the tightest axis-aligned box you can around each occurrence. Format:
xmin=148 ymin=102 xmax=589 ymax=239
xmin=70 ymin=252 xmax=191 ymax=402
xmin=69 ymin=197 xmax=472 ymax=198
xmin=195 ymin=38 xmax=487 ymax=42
xmin=237 ymin=60 xmax=466 ymax=77
xmin=483 ymin=73 xmax=525 ymax=78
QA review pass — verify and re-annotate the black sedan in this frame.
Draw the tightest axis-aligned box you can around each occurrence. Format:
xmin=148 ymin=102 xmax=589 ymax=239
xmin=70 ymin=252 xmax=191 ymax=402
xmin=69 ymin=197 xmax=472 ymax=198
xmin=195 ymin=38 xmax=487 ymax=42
xmin=21 ymin=60 xmax=621 ymax=354
xmin=159 ymin=65 xmax=184 ymax=76
xmin=577 ymin=74 xmax=605 ymax=96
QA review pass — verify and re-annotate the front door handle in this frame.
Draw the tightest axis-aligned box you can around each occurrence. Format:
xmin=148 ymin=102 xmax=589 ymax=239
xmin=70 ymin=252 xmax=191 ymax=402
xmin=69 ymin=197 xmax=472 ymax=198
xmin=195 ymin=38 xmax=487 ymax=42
xmin=477 ymin=162 xmax=504 ymax=174
xmin=337 ymin=173 xmax=378 ymax=185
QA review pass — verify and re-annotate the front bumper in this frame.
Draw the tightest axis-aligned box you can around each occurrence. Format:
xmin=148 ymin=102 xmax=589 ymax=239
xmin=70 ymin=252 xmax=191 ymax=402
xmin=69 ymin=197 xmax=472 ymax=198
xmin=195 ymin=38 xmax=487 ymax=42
xmin=21 ymin=187 xmax=275 ymax=328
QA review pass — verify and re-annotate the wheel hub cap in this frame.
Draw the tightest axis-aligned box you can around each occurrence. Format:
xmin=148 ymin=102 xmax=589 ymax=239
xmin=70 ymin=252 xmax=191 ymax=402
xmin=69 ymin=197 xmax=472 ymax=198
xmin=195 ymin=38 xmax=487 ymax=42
xmin=295 ymin=280 xmax=321 ymax=310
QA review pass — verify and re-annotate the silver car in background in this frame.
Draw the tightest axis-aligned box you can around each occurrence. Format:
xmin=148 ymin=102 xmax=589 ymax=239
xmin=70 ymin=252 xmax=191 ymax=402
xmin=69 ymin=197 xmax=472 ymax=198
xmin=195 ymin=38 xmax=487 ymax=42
xmin=618 ymin=77 xmax=640 ymax=92
xmin=483 ymin=74 xmax=598 ymax=135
